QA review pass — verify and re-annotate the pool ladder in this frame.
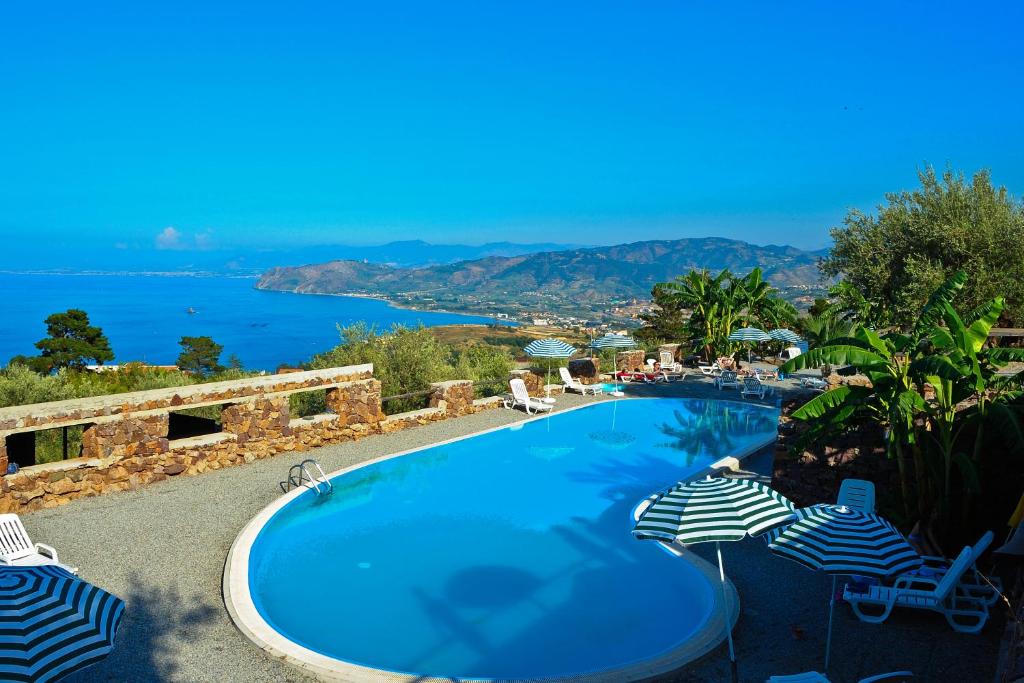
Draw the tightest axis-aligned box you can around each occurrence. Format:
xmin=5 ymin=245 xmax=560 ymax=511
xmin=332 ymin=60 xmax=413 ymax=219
xmin=280 ymin=459 xmax=333 ymax=496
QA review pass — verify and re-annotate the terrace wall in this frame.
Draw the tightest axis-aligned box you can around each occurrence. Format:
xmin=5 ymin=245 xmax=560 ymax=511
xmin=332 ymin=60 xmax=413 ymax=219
xmin=0 ymin=366 xmax=501 ymax=512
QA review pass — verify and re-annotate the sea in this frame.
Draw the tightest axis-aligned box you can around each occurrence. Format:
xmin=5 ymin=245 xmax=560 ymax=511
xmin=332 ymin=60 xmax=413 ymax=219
xmin=0 ymin=273 xmax=510 ymax=370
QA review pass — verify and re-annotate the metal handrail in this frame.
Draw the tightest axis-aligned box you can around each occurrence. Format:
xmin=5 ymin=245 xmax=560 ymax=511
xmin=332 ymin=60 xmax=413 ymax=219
xmin=280 ymin=458 xmax=333 ymax=495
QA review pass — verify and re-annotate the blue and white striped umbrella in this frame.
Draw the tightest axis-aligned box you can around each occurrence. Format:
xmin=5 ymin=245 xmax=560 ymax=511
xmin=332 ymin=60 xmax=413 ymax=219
xmin=590 ymin=334 xmax=637 ymax=394
xmin=728 ymin=327 xmax=771 ymax=342
xmin=589 ymin=333 xmax=637 ymax=350
xmin=0 ymin=566 xmax=125 ymax=683
xmin=765 ymin=504 xmax=922 ymax=669
xmin=769 ymin=329 xmax=803 ymax=344
xmin=523 ymin=339 xmax=576 ymax=358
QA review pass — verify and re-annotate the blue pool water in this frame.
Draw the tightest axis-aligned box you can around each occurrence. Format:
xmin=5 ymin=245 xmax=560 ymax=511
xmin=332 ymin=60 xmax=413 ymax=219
xmin=247 ymin=399 xmax=778 ymax=679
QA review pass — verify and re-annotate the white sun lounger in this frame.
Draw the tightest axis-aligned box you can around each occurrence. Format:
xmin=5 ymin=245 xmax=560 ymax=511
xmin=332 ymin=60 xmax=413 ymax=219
xmin=506 ymin=378 xmax=553 ymax=415
xmin=715 ymin=370 xmax=741 ymax=390
xmin=907 ymin=530 xmax=1002 ymax=606
xmin=843 ymin=547 xmax=989 ymax=633
xmin=659 ymin=351 xmax=683 ymax=373
xmin=0 ymin=514 xmax=78 ymax=574
xmin=559 ymin=367 xmax=602 ymax=395
xmin=740 ymin=377 xmax=772 ymax=399
xmin=698 ymin=361 xmax=721 ymax=376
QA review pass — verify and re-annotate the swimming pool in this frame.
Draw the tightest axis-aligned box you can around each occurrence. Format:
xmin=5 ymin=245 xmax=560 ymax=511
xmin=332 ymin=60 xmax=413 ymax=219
xmin=225 ymin=398 xmax=779 ymax=681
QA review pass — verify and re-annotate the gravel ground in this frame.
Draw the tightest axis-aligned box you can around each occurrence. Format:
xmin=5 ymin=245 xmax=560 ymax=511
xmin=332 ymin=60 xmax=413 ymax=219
xmin=20 ymin=374 xmax=1001 ymax=682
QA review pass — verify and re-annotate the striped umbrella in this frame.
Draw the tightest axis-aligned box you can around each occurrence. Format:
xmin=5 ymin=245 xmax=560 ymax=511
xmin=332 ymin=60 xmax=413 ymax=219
xmin=768 ymin=328 xmax=803 ymax=344
xmin=766 ymin=504 xmax=922 ymax=670
xmin=523 ymin=339 xmax=576 ymax=390
xmin=0 ymin=565 xmax=125 ymax=683
xmin=728 ymin=327 xmax=771 ymax=363
xmin=590 ymin=334 xmax=636 ymax=396
xmin=634 ymin=476 xmax=796 ymax=678
xmin=728 ymin=327 xmax=771 ymax=342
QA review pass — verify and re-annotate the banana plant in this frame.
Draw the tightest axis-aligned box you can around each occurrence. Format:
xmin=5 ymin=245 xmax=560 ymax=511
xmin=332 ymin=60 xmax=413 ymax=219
xmin=780 ymin=325 xmax=927 ymax=518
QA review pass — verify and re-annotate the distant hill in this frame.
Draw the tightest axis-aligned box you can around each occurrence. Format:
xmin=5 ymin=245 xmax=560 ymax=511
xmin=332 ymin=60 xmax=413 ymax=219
xmin=6 ymin=240 xmax=582 ymax=274
xmin=257 ymin=237 xmax=826 ymax=305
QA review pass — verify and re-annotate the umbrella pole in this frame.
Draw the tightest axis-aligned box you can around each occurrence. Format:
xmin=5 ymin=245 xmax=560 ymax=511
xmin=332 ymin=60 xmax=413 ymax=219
xmin=824 ymin=575 xmax=836 ymax=670
xmin=715 ymin=541 xmax=737 ymax=678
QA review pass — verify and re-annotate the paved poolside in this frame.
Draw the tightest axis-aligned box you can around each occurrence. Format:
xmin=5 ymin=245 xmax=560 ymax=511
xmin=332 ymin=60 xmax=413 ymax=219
xmin=22 ymin=376 xmax=1000 ymax=682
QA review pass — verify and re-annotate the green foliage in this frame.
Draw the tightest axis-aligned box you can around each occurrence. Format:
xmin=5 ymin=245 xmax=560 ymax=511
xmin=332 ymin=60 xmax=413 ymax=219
xmin=823 ymin=167 xmax=1024 ymax=329
xmin=643 ymin=267 xmax=796 ymax=360
xmin=636 ymin=284 xmax=688 ymax=345
xmin=26 ymin=309 xmax=114 ymax=373
xmin=782 ymin=271 xmax=1024 ymax=546
xmin=176 ymin=336 xmax=224 ymax=376
xmin=0 ymin=364 xmax=73 ymax=408
xmin=310 ymin=323 xmax=514 ymax=413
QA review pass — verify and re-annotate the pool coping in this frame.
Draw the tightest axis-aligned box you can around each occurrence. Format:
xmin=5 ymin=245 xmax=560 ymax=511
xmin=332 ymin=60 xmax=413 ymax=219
xmin=223 ymin=397 xmax=775 ymax=682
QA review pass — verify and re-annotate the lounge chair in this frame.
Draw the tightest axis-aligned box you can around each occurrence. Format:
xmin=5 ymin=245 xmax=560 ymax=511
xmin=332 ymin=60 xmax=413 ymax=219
xmin=843 ymin=547 xmax=989 ymax=633
xmin=659 ymin=351 xmax=683 ymax=373
xmin=506 ymin=378 xmax=553 ymax=415
xmin=698 ymin=361 xmax=721 ymax=376
xmin=0 ymin=514 xmax=78 ymax=574
xmin=768 ymin=671 xmax=913 ymax=682
xmin=740 ymin=377 xmax=772 ymax=399
xmin=800 ymin=376 xmax=829 ymax=391
xmin=838 ymin=478 xmax=876 ymax=513
xmin=715 ymin=370 xmax=742 ymax=390
xmin=559 ymin=367 xmax=602 ymax=395
xmin=908 ymin=531 xmax=1002 ymax=606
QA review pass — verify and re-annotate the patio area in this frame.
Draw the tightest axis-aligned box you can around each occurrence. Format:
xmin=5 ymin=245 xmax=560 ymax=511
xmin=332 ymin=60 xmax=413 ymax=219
xmin=21 ymin=377 xmax=1002 ymax=682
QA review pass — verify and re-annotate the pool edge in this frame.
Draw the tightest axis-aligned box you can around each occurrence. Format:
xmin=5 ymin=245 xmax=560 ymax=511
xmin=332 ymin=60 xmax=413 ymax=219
xmin=224 ymin=398 xmax=770 ymax=682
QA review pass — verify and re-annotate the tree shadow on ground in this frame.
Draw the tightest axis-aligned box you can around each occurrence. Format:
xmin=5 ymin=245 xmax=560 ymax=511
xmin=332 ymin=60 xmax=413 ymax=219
xmin=62 ymin=574 xmax=218 ymax=682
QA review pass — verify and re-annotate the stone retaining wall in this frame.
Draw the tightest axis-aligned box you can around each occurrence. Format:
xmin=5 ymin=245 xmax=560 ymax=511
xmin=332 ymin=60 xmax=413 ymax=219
xmin=0 ymin=367 xmax=501 ymax=512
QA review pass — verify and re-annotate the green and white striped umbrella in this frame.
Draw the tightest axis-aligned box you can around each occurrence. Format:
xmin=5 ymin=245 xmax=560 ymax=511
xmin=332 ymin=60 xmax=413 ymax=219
xmin=0 ymin=566 xmax=125 ymax=683
xmin=727 ymin=327 xmax=771 ymax=342
xmin=765 ymin=504 xmax=921 ymax=577
xmin=634 ymin=476 xmax=796 ymax=545
xmin=523 ymin=338 xmax=576 ymax=358
xmin=634 ymin=476 xmax=796 ymax=677
xmin=768 ymin=329 xmax=803 ymax=344
xmin=765 ymin=504 xmax=922 ymax=670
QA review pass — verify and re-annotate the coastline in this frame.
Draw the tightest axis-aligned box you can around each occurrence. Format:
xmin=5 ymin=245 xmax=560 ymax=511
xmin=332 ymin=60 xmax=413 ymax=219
xmin=253 ymin=284 xmax=518 ymax=324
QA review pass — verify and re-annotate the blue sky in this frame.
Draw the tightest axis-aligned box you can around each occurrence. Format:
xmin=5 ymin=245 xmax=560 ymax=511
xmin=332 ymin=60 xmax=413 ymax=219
xmin=1 ymin=1 xmax=1022 ymax=258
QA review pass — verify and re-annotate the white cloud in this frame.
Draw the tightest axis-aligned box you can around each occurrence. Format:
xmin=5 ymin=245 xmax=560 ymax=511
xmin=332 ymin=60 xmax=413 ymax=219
xmin=194 ymin=230 xmax=214 ymax=250
xmin=155 ymin=226 xmax=183 ymax=250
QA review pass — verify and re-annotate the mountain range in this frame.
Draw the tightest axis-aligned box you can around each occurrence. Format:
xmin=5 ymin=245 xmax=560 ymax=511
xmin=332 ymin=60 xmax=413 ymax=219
xmin=256 ymin=237 xmax=828 ymax=317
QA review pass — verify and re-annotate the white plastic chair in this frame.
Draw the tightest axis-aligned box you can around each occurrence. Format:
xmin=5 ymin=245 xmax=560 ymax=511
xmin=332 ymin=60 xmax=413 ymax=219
xmin=559 ymin=367 xmax=602 ymax=395
xmin=741 ymin=377 xmax=771 ymax=399
xmin=506 ymin=378 xmax=553 ymax=415
xmin=837 ymin=478 xmax=876 ymax=513
xmin=659 ymin=351 xmax=683 ymax=373
xmin=843 ymin=547 xmax=989 ymax=633
xmin=0 ymin=514 xmax=78 ymax=574
xmin=715 ymin=370 xmax=741 ymax=390
xmin=698 ymin=361 xmax=720 ymax=376
xmin=912 ymin=530 xmax=1002 ymax=606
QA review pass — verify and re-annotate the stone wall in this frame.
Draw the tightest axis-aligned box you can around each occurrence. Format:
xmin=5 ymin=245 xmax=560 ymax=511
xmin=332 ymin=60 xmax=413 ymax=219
xmin=615 ymin=350 xmax=646 ymax=372
xmin=428 ymin=380 xmax=475 ymax=416
xmin=0 ymin=366 xmax=502 ymax=512
xmin=567 ymin=358 xmax=600 ymax=384
xmin=509 ymin=369 xmax=545 ymax=397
